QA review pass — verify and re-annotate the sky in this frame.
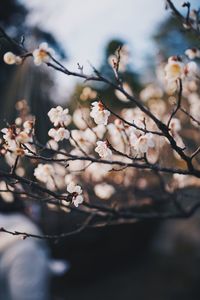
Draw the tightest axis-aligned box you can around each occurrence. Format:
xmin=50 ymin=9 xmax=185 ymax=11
xmin=20 ymin=0 xmax=180 ymax=99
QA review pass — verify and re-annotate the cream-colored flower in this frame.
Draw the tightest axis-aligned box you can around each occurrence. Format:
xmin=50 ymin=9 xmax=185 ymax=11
xmin=48 ymin=106 xmax=71 ymax=127
xmin=165 ymin=56 xmax=184 ymax=82
xmin=184 ymin=61 xmax=200 ymax=78
xmin=134 ymin=133 xmax=155 ymax=154
xmin=3 ymin=52 xmax=22 ymax=65
xmin=0 ymin=181 xmax=14 ymax=203
xmin=33 ymin=42 xmax=54 ymax=66
xmin=34 ymin=164 xmax=54 ymax=183
xmin=90 ymin=101 xmax=110 ymax=125
xmin=94 ymin=183 xmax=115 ymax=200
xmin=95 ymin=141 xmax=112 ymax=159
xmin=48 ymin=127 xmax=70 ymax=142
xmin=115 ymin=82 xmax=133 ymax=102
xmin=67 ymin=182 xmax=83 ymax=207
xmin=169 ymin=118 xmax=181 ymax=135
xmin=185 ymin=48 xmax=200 ymax=60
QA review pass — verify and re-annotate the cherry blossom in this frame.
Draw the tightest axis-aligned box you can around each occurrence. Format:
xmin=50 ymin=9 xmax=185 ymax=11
xmin=33 ymin=42 xmax=54 ymax=66
xmin=90 ymin=101 xmax=110 ymax=125
xmin=0 ymin=181 xmax=14 ymax=203
xmin=48 ymin=127 xmax=70 ymax=142
xmin=34 ymin=164 xmax=55 ymax=184
xmin=48 ymin=106 xmax=71 ymax=127
xmin=3 ymin=52 xmax=22 ymax=65
xmin=133 ymin=133 xmax=155 ymax=154
xmin=165 ymin=56 xmax=184 ymax=82
xmin=94 ymin=183 xmax=115 ymax=200
xmin=185 ymin=48 xmax=200 ymax=60
xmin=67 ymin=182 xmax=84 ymax=207
xmin=95 ymin=141 xmax=112 ymax=159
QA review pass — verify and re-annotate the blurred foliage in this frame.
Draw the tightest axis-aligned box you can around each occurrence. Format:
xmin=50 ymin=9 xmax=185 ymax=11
xmin=153 ymin=8 xmax=199 ymax=60
xmin=68 ymin=39 xmax=141 ymax=111
xmin=0 ymin=0 xmax=66 ymax=142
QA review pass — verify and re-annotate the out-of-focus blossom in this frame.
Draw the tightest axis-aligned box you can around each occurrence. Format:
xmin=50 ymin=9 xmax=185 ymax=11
xmin=165 ymin=80 xmax=178 ymax=95
xmin=92 ymin=125 xmax=106 ymax=139
xmin=133 ymin=133 xmax=155 ymax=154
xmin=188 ymin=93 xmax=200 ymax=126
xmin=33 ymin=42 xmax=54 ymax=66
xmin=64 ymin=174 xmax=77 ymax=185
xmin=67 ymin=149 xmax=87 ymax=172
xmin=149 ymin=99 xmax=166 ymax=119
xmin=34 ymin=164 xmax=54 ymax=183
xmin=184 ymin=61 xmax=200 ymax=78
xmin=115 ymin=82 xmax=133 ymax=102
xmin=85 ymin=162 xmax=112 ymax=181
xmin=3 ymin=52 xmax=22 ymax=65
xmin=15 ymin=131 xmax=30 ymax=144
xmin=128 ymin=128 xmax=138 ymax=147
xmin=70 ymin=129 xmax=96 ymax=153
xmin=16 ymin=167 xmax=25 ymax=177
xmin=90 ymin=101 xmax=110 ymax=125
xmin=73 ymin=108 xmax=89 ymax=129
xmin=185 ymin=48 xmax=200 ymax=59
xmin=95 ymin=141 xmax=112 ymax=159
xmin=23 ymin=120 xmax=34 ymax=134
xmin=169 ymin=119 xmax=184 ymax=149
xmin=80 ymin=87 xmax=97 ymax=101
xmin=94 ymin=183 xmax=115 ymax=200
xmin=140 ymin=84 xmax=163 ymax=102
xmin=169 ymin=118 xmax=181 ymax=135
xmin=0 ymin=181 xmax=14 ymax=203
xmin=165 ymin=56 xmax=184 ymax=82
xmin=48 ymin=106 xmax=71 ymax=127
xmin=47 ymin=139 xmax=59 ymax=151
xmin=107 ymin=123 xmax=123 ymax=151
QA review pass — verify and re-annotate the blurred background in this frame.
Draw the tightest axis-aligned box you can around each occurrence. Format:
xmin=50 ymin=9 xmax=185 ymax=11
xmin=1 ymin=0 xmax=200 ymax=299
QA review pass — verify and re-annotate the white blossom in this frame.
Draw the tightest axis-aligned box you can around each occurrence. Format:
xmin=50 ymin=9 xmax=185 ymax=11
xmin=0 ymin=181 xmax=14 ymax=203
xmin=47 ymin=139 xmax=59 ymax=151
xmin=80 ymin=87 xmax=97 ymax=101
xmin=23 ymin=120 xmax=34 ymax=134
xmin=48 ymin=106 xmax=71 ymax=127
xmin=34 ymin=164 xmax=54 ymax=183
xmin=184 ymin=61 xmax=200 ymax=78
xmin=169 ymin=118 xmax=181 ymax=135
xmin=70 ymin=129 xmax=96 ymax=153
xmin=67 ymin=182 xmax=84 ymax=207
xmin=15 ymin=131 xmax=31 ymax=144
xmin=3 ymin=52 xmax=22 ymax=65
xmin=94 ymin=183 xmax=115 ymax=200
xmin=165 ymin=56 xmax=184 ymax=82
xmin=67 ymin=149 xmax=86 ymax=172
xmin=95 ymin=141 xmax=112 ymax=159
xmin=90 ymin=101 xmax=110 ymax=125
xmin=92 ymin=125 xmax=106 ymax=139
xmin=1 ymin=126 xmax=32 ymax=155
xmin=33 ymin=42 xmax=54 ymax=66
xmin=48 ymin=127 xmax=70 ymax=142
xmin=85 ymin=163 xmax=112 ymax=181
xmin=140 ymin=84 xmax=163 ymax=102
xmin=73 ymin=108 xmax=89 ymax=129
xmin=133 ymin=133 xmax=155 ymax=154
xmin=115 ymin=82 xmax=133 ymax=102
xmin=185 ymin=48 xmax=200 ymax=60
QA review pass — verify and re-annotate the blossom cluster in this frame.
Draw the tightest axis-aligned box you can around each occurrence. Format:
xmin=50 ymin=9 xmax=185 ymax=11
xmin=1 ymin=120 xmax=34 ymax=156
xmin=2 ymin=38 xmax=200 ymax=213
xmin=48 ymin=106 xmax=71 ymax=143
